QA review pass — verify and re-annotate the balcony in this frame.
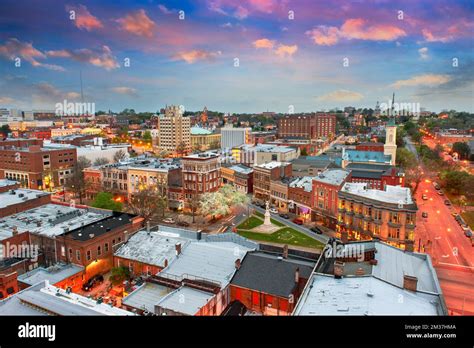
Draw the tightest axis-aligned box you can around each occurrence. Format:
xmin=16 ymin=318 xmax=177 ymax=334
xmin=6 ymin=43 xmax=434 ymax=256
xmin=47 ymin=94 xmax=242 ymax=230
xmin=338 ymin=207 xmax=346 ymax=213
xmin=388 ymin=221 xmax=402 ymax=228
xmin=346 ymin=210 xmax=355 ymax=216
xmin=373 ymin=219 xmax=383 ymax=225
xmin=406 ymin=223 xmax=416 ymax=229
xmin=363 ymin=215 xmax=373 ymax=221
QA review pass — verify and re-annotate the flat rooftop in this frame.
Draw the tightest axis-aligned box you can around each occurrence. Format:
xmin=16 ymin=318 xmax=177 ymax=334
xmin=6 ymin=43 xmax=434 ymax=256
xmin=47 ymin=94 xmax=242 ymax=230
xmin=155 ymin=286 xmax=214 ymax=316
xmin=122 ymin=282 xmax=172 ymax=312
xmin=0 ymin=280 xmax=134 ymax=315
xmin=255 ymin=161 xmax=289 ymax=170
xmin=294 ymin=275 xmax=441 ymax=315
xmin=0 ymin=179 xmax=18 ymax=188
xmin=289 ymin=176 xmax=313 ymax=191
xmin=313 ymin=169 xmax=351 ymax=186
xmin=0 ymin=189 xmax=49 ymax=210
xmin=340 ymin=183 xmax=414 ymax=205
xmin=0 ymin=204 xmax=108 ymax=241
xmin=17 ymin=263 xmax=84 ymax=286
xmin=66 ymin=212 xmax=135 ymax=241
xmin=115 ymin=230 xmax=191 ymax=267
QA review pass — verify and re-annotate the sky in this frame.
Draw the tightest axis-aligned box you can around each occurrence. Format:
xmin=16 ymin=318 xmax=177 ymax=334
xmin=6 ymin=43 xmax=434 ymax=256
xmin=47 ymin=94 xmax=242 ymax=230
xmin=0 ymin=0 xmax=473 ymax=113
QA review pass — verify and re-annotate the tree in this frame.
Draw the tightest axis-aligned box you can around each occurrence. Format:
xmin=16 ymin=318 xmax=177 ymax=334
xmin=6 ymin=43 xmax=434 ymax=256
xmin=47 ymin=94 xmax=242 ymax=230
xmin=176 ymin=142 xmax=188 ymax=156
xmin=92 ymin=192 xmax=123 ymax=211
xmin=396 ymin=148 xmax=416 ymax=169
xmin=109 ymin=266 xmax=130 ymax=285
xmin=66 ymin=156 xmax=91 ymax=204
xmin=199 ymin=185 xmax=249 ymax=220
xmin=0 ymin=124 xmax=11 ymax=137
xmin=443 ymin=170 xmax=470 ymax=195
xmin=126 ymin=187 xmax=167 ymax=222
xmin=93 ymin=157 xmax=110 ymax=166
xmin=452 ymin=142 xmax=470 ymax=160
xmin=142 ymin=130 xmax=152 ymax=141
xmin=113 ymin=149 xmax=128 ymax=163
xmin=300 ymin=147 xmax=308 ymax=156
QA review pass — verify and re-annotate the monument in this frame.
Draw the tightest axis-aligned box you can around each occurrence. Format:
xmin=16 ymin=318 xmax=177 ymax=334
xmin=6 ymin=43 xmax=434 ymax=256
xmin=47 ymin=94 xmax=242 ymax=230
xmin=264 ymin=201 xmax=272 ymax=226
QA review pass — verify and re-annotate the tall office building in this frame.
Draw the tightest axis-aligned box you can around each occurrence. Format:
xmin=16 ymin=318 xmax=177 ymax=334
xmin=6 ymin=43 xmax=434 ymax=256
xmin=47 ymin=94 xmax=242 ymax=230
xmin=157 ymin=105 xmax=191 ymax=155
xmin=220 ymin=125 xmax=251 ymax=151
xmin=277 ymin=113 xmax=336 ymax=140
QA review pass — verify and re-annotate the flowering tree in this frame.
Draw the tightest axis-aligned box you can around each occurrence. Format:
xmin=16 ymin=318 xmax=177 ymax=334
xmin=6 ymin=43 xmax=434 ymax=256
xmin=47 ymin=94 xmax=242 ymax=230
xmin=199 ymin=184 xmax=249 ymax=219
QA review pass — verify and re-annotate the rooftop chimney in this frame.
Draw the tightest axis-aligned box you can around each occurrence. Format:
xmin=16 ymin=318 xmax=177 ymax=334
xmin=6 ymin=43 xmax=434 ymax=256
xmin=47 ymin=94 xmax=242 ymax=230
xmin=334 ymin=260 xmax=344 ymax=279
xmin=235 ymin=258 xmax=241 ymax=270
xmin=12 ymin=226 xmax=18 ymax=236
xmin=283 ymin=244 xmax=288 ymax=259
xmin=146 ymin=221 xmax=150 ymax=234
xmin=403 ymin=275 xmax=418 ymax=292
xmin=175 ymin=242 xmax=182 ymax=256
xmin=295 ymin=267 xmax=300 ymax=283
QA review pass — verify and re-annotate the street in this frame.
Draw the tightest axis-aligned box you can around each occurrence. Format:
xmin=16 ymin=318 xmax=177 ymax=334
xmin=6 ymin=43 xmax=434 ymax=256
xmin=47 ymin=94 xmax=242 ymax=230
xmin=405 ymin=137 xmax=474 ymax=315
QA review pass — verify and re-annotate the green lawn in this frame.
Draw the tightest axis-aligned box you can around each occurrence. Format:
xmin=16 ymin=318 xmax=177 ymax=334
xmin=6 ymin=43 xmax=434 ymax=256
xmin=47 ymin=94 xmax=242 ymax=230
xmin=253 ymin=211 xmax=284 ymax=226
xmin=461 ymin=211 xmax=474 ymax=229
xmin=237 ymin=227 xmax=325 ymax=250
xmin=237 ymin=216 xmax=263 ymax=230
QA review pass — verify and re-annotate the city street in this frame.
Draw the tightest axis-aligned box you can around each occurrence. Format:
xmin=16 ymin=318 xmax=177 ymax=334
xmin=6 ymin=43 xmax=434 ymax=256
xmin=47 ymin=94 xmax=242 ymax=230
xmin=406 ymin=138 xmax=474 ymax=315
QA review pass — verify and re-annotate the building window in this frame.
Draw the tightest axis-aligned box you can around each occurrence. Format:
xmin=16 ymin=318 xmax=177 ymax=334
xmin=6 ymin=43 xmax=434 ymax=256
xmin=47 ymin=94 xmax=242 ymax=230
xmin=86 ymin=250 xmax=91 ymax=261
xmin=105 ymin=243 xmax=109 ymax=252
xmin=97 ymin=246 xmax=101 ymax=256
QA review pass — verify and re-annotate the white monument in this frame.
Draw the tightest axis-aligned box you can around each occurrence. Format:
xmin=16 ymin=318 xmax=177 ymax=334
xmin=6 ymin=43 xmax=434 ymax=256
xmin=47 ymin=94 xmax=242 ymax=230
xmin=264 ymin=201 xmax=272 ymax=226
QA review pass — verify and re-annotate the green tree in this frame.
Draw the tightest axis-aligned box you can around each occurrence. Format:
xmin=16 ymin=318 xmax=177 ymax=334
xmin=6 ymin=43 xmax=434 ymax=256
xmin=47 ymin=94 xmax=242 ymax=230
xmin=443 ymin=170 xmax=470 ymax=195
xmin=300 ymin=147 xmax=308 ymax=156
xmin=0 ymin=124 xmax=11 ymax=137
xmin=109 ymin=266 xmax=130 ymax=285
xmin=142 ymin=130 xmax=152 ymax=141
xmin=452 ymin=142 xmax=470 ymax=160
xmin=396 ymin=148 xmax=416 ymax=169
xmin=126 ymin=186 xmax=167 ymax=222
xmin=92 ymin=192 xmax=123 ymax=211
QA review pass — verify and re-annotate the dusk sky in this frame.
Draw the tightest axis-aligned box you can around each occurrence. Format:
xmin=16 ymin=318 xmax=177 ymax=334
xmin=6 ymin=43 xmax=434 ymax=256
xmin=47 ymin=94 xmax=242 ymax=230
xmin=0 ymin=0 xmax=473 ymax=113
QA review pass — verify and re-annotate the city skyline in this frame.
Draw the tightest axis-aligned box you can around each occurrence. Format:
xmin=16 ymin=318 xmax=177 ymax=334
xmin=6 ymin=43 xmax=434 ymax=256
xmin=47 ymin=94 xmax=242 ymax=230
xmin=0 ymin=0 xmax=473 ymax=113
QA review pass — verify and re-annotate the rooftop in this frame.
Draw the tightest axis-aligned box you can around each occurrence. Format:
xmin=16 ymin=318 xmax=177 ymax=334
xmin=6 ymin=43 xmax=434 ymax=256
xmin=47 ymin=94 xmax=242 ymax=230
xmin=183 ymin=151 xmax=220 ymax=160
xmin=17 ymin=263 xmax=84 ymax=286
xmin=340 ymin=183 xmax=414 ymax=205
xmin=122 ymin=282 xmax=172 ymax=312
xmin=229 ymin=164 xmax=253 ymax=175
xmin=343 ymin=149 xmax=392 ymax=164
xmin=190 ymin=126 xmax=213 ymax=135
xmin=0 ymin=179 xmax=18 ymax=188
xmin=155 ymin=286 xmax=214 ymax=316
xmin=255 ymin=161 xmax=289 ymax=170
xmin=159 ymin=237 xmax=255 ymax=288
xmin=230 ymin=252 xmax=315 ymax=298
xmin=289 ymin=176 xmax=313 ymax=192
xmin=0 ymin=204 xmax=108 ymax=241
xmin=114 ymin=230 xmax=191 ymax=267
xmin=313 ymin=169 xmax=351 ymax=186
xmin=0 ymin=280 xmax=134 ymax=315
xmin=66 ymin=212 xmax=135 ymax=241
xmin=0 ymin=188 xmax=49 ymax=210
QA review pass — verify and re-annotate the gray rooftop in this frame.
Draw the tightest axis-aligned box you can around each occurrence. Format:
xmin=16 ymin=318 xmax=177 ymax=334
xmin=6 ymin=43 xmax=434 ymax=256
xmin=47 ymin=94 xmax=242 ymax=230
xmin=0 ymin=189 xmax=49 ymax=210
xmin=122 ymin=282 xmax=172 ymax=312
xmin=230 ymin=252 xmax=315 ymax=297
xmin=18 ymin=263 xmax=84 ymax=286
xmin=155 ymin=286 xmax=214 ymax=316
xmin=313 ymin=169 xmax=351 ymax=186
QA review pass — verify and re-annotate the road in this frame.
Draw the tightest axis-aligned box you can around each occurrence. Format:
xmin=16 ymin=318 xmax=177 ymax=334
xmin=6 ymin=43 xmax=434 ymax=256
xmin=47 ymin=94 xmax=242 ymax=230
xmin=405 ymin=136 xmax=474 ymax=315
xmin=250 ymin=204 xmax=330 ymax=244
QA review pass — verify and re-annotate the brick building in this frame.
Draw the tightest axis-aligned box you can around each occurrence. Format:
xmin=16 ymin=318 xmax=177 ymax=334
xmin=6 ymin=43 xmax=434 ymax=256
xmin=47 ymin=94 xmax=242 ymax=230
xmin=182 ymin=152 xmax=221 ymax=207
xmin=253 ymin=162 xmax=292 ymax=203
xmin=346 ymin=163 xmax=405 ymax=189
xmin=277 ymin=113 xmax=336 ymax=140
xmin=0 ymin=140 xmax=77 ymax=190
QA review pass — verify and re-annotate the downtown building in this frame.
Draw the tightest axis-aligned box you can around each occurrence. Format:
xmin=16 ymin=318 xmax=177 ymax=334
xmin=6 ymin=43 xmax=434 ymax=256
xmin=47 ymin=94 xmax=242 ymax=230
xmin=181 ymin=151 xmax=221 ymax=207
xmin=0 ymin=139 xmax=77 ymax=190
xmin=277 ymin=113 xmax=336 ymax=140
xmin=220 ymin=125 xmax=252 ymax=152
xmin=156 ymin=105 xmax=191 ymax=155
xmin=337 ymin=183 xmax=417 ymax=250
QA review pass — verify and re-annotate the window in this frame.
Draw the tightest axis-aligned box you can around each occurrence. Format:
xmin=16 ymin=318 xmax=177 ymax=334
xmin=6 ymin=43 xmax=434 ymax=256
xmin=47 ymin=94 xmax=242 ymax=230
xmin=97 ymin=245 xmax=101 ymax=256
xmin=76 ymin=250 xmax=81 ymax=261
xmin=86 ymin=250 xmax=91 ymax=261
xmin=105 ymin=243 xmax=109 ymax=252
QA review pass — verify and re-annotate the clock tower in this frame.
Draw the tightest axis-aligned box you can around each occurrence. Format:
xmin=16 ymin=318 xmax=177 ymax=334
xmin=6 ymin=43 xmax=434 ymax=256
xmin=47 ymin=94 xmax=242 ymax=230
xmin=384 ymin=118 xmax=397 ymax=165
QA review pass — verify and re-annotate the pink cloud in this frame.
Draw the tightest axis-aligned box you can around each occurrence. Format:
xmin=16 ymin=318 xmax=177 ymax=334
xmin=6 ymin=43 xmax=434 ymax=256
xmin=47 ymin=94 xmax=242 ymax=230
xmin=208 ymin=0 xmax=283 ymax=19
xmin=0 ymin=38 xmax=64 ymax=71
xmin=307 ymin=18 xmax=406 ymax=45
xmin=47 ymin=46 xmax=119 ymax=70
xmin=117 ymin=9 xmax=156 ymax=38
xmin=275 ymin=44 xmax=298 ymax=57
xmin=66 ymin=5 xmax=103 ymax=31
xmin=253 ymin=38 xmax=275 ymax=49
xmin=172 ymin=50 xmax=222 ymax=64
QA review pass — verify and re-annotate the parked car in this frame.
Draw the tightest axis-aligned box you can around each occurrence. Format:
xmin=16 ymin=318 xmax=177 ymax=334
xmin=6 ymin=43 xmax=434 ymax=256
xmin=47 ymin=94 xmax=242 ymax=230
xmin=437 ymin=190 xmax=444 ymax=195
xmin=269 ymin=208 xmax=279 ymax=214
xmin=163 ymin=217 xmax=175 ymax=224
xmin=433 ymin=182 xmax=441 ymax=190
xmin=177 ymin=221 xmax=190 ymax=227
xmin=461 ymin=224 xmax=470 ymax=231
xmin=452 ymin=212 xmax=459 ymax=217
xmin=82 ymin=274 xmax=104 ymax=292
xmin=279 ymin=213 xmax=290 ymax=219
xmin=293 ymin=218 xmax=304 ymax=225
xmin=444 ymin=200 xmax=451 ymax=206
xmin=422 ymin=212 xmax=428 ymax=218
xmin=310 ymin=226 xmax=323 ymax=234
xmin=464 ymin=229 xmax=473 ymax=238
xmin=422 ymin=194 xmax=428 ymax=200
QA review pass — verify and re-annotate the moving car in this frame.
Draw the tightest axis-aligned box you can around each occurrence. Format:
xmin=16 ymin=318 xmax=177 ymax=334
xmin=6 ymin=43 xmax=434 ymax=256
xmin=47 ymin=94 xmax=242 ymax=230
xmin=437 ymin=190 xmax=444 ymax=195
xmin=444 ymin=200 xmax=451 ymax=206
xmin=422 ymin=194 xmax=428 ymax=200
xmin=293 ymin=218 xmax=304 ymax=225
xmin=433 ymin=182 xmax=441 ymax=190
xmin=269 ymin=208 xmax=279 ymax=214
xmin=82 ymin=274 xmax=104 ymax=292
xmin=310 ymin=226 xmax=323 ymax=234
xmin=279 ymin=213 xmax=290 ymax=219
xmin=464 ymin=229 xmax=473 ymax=238
xmin=163 ymin=217 xmax=175 ymax=224
xmin=422 ymin=212 xmax=428 ymax=218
